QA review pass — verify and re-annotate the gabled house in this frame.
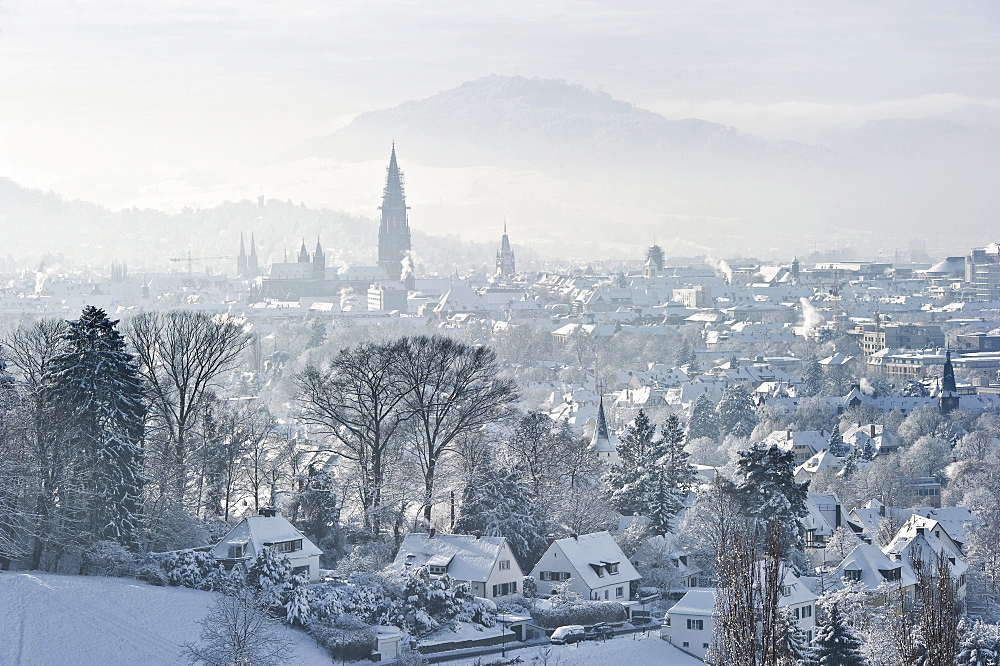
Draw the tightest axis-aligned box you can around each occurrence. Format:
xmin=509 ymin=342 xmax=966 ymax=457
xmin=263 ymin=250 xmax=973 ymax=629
xmin=210 ymin=507 xmax=323 ymax=582
xmin=831 ymin=542 xmax=916 ymax=602
xmin=529 ymin=531 xmax=641 ymax=604
xmin=883 ymin=523 xmax=968 ymax=599
xmin=388 ymin=532 xmax=524 ymax=601
xmin=661 ymin=567 xmax=817 ymax=661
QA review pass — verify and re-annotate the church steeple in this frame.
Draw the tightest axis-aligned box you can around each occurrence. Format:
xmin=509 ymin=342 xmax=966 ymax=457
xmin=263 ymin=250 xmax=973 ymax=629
xmin=589 ymin=397 xmax=619 ymax=462
xmin=238 ymin=232 xmax=247 ymax=277
xmin=313 ymin=236 xmax=325 ymax=279
xmin=377 ymin=144 xmax=412 ymax=283
xmin=248 ymin=232 xmax=258 ymax=278
xmin=939 ymin=348 xmax=959 ymax=413
xmin=496 ymin=220 xmax=515 ymax=278
xmin=298 ymin=239 xmax=310 ymax=263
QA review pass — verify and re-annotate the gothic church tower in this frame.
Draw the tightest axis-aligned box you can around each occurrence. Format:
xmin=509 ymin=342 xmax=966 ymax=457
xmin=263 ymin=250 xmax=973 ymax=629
xmin=377 ymin=145 xmax=412 ymax=283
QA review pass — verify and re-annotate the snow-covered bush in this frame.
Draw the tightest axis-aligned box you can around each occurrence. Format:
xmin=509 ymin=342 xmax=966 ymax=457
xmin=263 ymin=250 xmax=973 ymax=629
xmin=135 ymin=563 xmax=168 ymax=586
xmin=153 ymin=549 xmax=226 ymax=589
xmin=81 ymin=540 xmax=136 ymax=577
xmin=389 ymin=568 xmax=496 ymax=637
xmin=532 ymin=601 xmax=627 ymax=628
xmin=309 ymin=573 xmax=394 ymax=625
xmin=311 ymin=615 xmax=377 ymax=661
xmin=245 ymin=548 xmax=293 ymax=609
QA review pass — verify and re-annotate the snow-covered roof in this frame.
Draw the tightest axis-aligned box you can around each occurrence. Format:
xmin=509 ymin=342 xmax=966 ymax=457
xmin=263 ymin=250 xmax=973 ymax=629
xmin=833 ymin=542 xmax=916 ymax=591
xmin=210 ymin=511 xmax=322 ymax=561
xmin=389 ymin=533 xmax=516 ymax=583
xmin=548 ymin=531 xmax=641 ymax=589
xmin=668 ymin=589 xmax=716 ymax=616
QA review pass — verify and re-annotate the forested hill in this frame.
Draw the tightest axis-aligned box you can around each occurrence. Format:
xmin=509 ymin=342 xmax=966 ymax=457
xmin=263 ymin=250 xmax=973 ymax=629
xmin=0 ymin=178 xmax=503 ymax=274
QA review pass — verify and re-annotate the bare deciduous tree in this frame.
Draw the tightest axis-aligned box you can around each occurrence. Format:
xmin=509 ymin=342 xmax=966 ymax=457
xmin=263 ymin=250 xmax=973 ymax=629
xmin=297 ymin=339 xmax=411 ymax=536
xmin=181 ymin=587 xmax=295 ymax=666
xmin=127 ymin=311 xmax=252 ymax=507
xmin=398 ymin=335 xmax=518 ymax=525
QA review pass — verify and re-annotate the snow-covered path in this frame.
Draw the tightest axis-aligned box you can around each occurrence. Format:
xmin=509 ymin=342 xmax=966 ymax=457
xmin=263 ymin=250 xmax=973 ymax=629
xmin=0 ymin=572 xmax=331 ymax=666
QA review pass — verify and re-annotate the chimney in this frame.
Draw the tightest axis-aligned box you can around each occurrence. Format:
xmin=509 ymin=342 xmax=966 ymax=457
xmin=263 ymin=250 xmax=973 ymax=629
xmin=259 ymin=507 xmax=276 ymax=518
xmin=787 ymin=430 xmax=792 ymax=439
xmin=475 ymin=531 xmax=482 ymax=540
xmin=870 ymin=424 xmax=876 ymax=437
xmin=571 ymin=533 xmax=578 ymax=541
xmin=429 ymin=528 xmax=436 ymax=538
xmin=916 ymin=527 xmax=925 ymax=536
xmin=546 ymin=535 xmax=556 ymax=548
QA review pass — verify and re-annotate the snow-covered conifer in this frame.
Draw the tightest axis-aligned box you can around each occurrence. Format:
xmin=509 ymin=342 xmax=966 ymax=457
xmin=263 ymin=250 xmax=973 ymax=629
xmin=716 ymin=384 xmax=758 ymax=438
xmin=813 ymin=604 xmax=867 ymax=666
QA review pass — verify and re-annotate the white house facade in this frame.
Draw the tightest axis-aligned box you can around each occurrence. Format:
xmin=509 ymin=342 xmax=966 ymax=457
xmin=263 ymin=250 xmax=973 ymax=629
xmin=210 ymin=507 xmax=323 ymax=582
xmin=389 ymin=532 xmax=525 ymax=601
xmin=529 ymin=532 xmax=641 ymax=604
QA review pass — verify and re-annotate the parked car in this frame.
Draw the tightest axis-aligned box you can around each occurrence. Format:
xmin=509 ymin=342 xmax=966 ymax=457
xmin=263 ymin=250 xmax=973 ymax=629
xmin=585 ymin=623 xmax=615 ymax=640
xmin=549 ymin=625 xmax=586 ymax=644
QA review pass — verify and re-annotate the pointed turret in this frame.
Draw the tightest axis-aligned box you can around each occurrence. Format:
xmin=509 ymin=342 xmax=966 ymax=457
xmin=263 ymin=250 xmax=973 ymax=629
xmin=377 ymin=144 xmax=412 ymax=283
xmin=590 ymin=398 xmax=619 ymax=463
xmin=248 ymin=232 xmax=259 ymax=277
xmin=940 ymin=349 xmax=959 ymax=413
xmin=496 ymin=220 xmax=516 ymax=278
xmin=238 ymin=232 xmax=248 ymax=277
xmin=313 ymin=236 xmax=325 ymax=279
xmin=298 ymin=239 xmax=310 ymax=263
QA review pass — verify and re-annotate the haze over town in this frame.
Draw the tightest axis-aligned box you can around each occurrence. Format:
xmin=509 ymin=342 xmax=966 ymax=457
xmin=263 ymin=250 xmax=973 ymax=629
xmin=4 ymin=3 xmax=1000 ymax=666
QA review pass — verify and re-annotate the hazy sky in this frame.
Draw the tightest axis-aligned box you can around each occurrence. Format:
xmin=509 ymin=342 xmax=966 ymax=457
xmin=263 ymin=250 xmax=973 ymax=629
xmin=3 ymin=1 xmax=1000 ymax=206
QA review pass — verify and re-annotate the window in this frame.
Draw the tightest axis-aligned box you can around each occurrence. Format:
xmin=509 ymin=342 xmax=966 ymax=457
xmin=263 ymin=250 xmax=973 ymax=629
xmin=793 ymin=607 xmax=800 ymax=620
xmin=227 ymin=544 xmax=244 ymax=559
xmin=616 ymin=586 xmax=624 ymax=599
xmin=806 ymin=630 xmax=813 ymax=643
xmin=686 ymin=619 xmax=704 ymax=631
xmin=802 ymin=605 xmax=812 ymax=618
xmin=540 ymin=571 xmax=552 ymax=581
xmin=604 ymin=590 xmax=609 ymax=599
xmin=702 ymin=643 xmax=710 ymax=649
xmin=780 ymin=585 xmax=792 ymax=597
xmin=499 ymin=559 xmax=511 ymax=571
xmin=844 ymin=569 xmax=862 ymax=582
xmin=493 ymin=582 xmax=516 ymax=597
xmin=292 ymin=565 xmax=309 ymax=577
xmin=607 ymin=563 xmax=619 ymax=575
xmin=682 ymin=642 xmax=689 ymax=648
xmin=273 ymin=539 xmax=302 ymax=554
xmin=428 ymin=565 xmax=447 ymax=575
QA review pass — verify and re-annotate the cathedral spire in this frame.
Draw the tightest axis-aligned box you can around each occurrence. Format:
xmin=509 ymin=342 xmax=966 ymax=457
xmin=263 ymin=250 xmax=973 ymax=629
xmin=377 ymin=144 xmax=412 ymax=283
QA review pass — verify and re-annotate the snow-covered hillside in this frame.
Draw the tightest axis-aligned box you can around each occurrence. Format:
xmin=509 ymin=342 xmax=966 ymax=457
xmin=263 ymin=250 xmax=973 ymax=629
xmin=0 ymin=572 xmax=331 ymax=666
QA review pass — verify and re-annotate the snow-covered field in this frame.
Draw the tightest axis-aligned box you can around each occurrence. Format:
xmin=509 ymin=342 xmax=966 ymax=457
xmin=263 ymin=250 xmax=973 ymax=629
xmin=450 ymin=631 xmax=703 ymax=666
xmin=0 ymin=572 xmax=332 ymax=666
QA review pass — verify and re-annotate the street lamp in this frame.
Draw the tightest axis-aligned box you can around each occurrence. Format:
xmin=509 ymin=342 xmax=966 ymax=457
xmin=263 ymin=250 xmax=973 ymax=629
xmin=500 ymin=615 xmax=509 ymax=657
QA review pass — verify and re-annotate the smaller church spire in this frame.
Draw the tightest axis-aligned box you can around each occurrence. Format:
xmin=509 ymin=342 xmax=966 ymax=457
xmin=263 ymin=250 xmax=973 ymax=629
xmin=298 ymin=239 xmax=309 ymax=263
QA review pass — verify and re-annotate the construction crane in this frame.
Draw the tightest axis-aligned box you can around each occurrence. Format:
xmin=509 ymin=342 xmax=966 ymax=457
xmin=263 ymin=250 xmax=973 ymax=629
xmin=169 ymin=252 xmax=232 ymax=276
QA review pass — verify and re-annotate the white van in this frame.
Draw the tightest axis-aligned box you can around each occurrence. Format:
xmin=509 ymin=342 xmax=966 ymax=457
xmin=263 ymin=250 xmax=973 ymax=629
xmin=549 ymin=625 xmax=585 ymax=644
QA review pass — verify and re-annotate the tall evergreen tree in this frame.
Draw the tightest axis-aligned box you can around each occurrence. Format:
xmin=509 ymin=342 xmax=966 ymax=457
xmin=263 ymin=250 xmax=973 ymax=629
xmin=605 ymin=410 xmax=658 ymax=516
xmin=813 ymin=604 xmax=866 ymax=666
xmin=41 ymin=306 xmax=146 ymax=549
xmin=735 ymin=443 xmax=809 ymax=551
xmin=687 ymin=393 xmax=718 ymax=442
xmin=828 ymin=422 xmax=847 ymax=457
xmin=454 ymin=462 xmax=546 ymax=570
xmin=716 ymin=384 xmax=758 ymax=438
xmin=803 ymin=361 xmax=824 ymax=397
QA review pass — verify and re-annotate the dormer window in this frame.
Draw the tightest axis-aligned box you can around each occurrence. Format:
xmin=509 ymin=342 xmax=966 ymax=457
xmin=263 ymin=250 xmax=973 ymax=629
xmin=227 ymin=544 xmax=245 ymax=559
xmin=606 ymin=562 xmax=620 ymax=575
xmin=844 ymin=569 xmax=862 ymax=582
xmin=428 ymin=565 xmax=448 ymax=575
xmin=780 ymin=585 xmax=792 ymax=597
xmin=273 ymin=539 xmax=303 ymax=554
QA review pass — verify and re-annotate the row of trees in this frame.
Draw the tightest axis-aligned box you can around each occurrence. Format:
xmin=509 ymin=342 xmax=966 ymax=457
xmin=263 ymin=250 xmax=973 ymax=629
xmin=0 ymin=308 xmax=253 ymax=570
